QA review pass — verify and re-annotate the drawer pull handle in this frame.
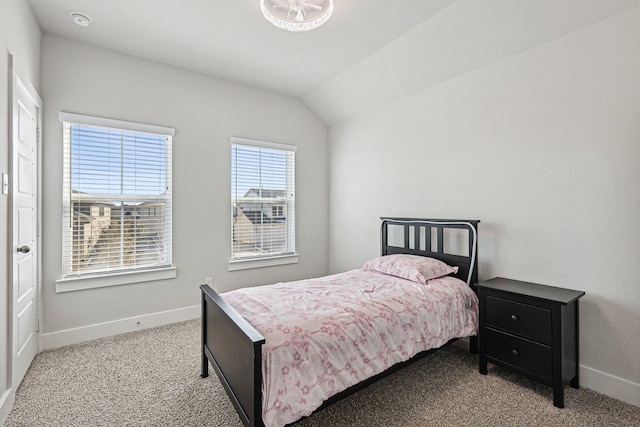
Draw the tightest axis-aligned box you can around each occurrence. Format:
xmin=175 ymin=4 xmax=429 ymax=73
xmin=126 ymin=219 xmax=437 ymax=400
xmin=512 ymin=349 xmax=519 ymax=357
xmin=510 ymin=314 xmax=518 ymax=321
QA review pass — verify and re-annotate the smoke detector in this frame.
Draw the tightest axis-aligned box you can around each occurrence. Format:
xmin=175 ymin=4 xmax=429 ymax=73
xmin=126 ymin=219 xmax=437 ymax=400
xmin=70 ymin=12 xmax=93 ymax=27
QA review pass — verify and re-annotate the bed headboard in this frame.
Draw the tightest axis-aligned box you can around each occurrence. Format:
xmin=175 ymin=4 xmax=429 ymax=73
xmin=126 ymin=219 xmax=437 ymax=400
xmin=380 ymin=217 xmax=480 ymax=286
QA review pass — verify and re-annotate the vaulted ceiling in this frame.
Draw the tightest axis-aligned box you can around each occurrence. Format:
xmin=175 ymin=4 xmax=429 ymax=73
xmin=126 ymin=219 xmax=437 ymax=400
xmin=27 ymin=0 xmax=640 ymax=125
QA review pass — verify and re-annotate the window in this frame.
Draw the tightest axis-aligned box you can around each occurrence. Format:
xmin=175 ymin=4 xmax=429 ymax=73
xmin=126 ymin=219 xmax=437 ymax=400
xmin=59 ymin=112 xmax=174 ymax=285
xmin=272 ymin=205 xmax=284 ymax=218
xmin=230 ymin=137 xmax=296 ymax=269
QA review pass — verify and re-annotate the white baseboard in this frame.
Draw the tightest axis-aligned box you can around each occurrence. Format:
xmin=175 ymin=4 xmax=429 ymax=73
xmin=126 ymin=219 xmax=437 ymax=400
xmin=581 ymin=364 xmax=640 ymax=407
xmin=39 ymin=305 xmax=200 ymax=350
xmin=0 ymin=388 xmax=15 ymax=427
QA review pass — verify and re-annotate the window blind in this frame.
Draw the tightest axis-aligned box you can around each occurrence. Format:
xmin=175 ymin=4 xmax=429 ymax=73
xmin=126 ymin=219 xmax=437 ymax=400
xmin=61 ymin=114 xmax=173 ymax=278
xmin=231 ymin=137 xmax=296 ymax=260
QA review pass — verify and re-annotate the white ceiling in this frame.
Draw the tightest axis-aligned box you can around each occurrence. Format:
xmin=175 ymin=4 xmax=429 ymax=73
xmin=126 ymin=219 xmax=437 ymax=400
xmin=26 ymin=0 xmax=640 ymax=125
xmin=26 ymin=0 xmax=456 ymax=97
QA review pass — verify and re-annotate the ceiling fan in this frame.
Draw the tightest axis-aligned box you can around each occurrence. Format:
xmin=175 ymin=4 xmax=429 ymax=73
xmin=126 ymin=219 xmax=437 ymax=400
xmin=261 ymin=0 xmax=334 ymax=32
xmin=274 ymin=1 xmax=323 ymax=22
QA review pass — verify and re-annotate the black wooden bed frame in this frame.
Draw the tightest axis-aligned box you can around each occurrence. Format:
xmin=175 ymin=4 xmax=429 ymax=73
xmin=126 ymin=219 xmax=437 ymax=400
xmin=200 ymin=217 xmax=480 ymax=427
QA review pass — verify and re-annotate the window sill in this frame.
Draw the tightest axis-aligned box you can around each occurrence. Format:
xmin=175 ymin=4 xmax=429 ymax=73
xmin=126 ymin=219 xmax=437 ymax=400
xmin=228 ymin=254 xmax=299 ymax=271
xmin=55 ymin=266 xmax=177 ymax=293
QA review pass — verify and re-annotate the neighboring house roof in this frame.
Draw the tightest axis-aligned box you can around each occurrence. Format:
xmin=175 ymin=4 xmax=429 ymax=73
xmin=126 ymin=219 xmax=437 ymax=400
xmin=73 ymin=210 xmax=95 ymax=223
xmin=86 ymin=218 xmax=163 ymax=266
xmin=72 ymin=190 xmax=117 ymax=207
xmin=139 ymin=201 xmax=165 ymax=207
xmin=241 ymin=211 xmax=286 ymax=225
xmin=72 ymin=190 xmax=169 ymax=208
xmin=244 ymin=188 xmax=286 ymax=198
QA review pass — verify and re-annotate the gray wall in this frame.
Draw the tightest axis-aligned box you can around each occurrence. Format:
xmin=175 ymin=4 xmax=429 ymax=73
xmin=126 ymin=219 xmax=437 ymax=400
xmin=40 ymin=35 xmax=329 ymax=334
xmin=0 ymin=0 xmax=41 ymax=419
xmin=327 ymin=6 xmax=640 ymax=402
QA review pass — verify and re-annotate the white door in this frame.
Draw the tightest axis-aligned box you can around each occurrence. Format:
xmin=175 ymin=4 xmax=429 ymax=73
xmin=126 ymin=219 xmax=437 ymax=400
xmin=11 ymin=66 xmax=41 ymax=387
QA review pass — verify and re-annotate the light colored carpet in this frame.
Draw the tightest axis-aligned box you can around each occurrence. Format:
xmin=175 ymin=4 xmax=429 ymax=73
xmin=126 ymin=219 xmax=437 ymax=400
xmin=5 ymin=319 xmax=639 ymax=426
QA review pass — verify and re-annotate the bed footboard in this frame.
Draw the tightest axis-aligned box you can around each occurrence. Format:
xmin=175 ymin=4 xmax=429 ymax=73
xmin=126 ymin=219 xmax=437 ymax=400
xmin=200 ymin=285 xmax=265 ymax=427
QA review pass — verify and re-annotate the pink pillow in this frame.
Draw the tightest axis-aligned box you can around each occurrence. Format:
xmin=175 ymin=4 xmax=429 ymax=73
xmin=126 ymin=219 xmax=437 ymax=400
xmin=362 ymin=254 xmax=458 ymax=284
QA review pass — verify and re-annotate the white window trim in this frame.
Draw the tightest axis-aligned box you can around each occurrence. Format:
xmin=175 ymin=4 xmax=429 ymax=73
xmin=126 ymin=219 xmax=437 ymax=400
xmin=59 ymin=112 xmax=175 ymax=291
xmin=228 ymin=254 xmax=299 ymax=271
xmin=230 ymin=137 xmax=297 ymax=271
xmin=55 ymin=267 xmax=177 ymax=293
xmin=59 ymin=112 xmax=175 ymax=136
xmin=229 ymin=136 xmax=297 ymax=153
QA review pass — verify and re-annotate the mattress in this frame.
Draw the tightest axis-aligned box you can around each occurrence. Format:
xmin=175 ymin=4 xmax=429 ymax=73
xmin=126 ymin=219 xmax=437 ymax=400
xmin=223 ymin=268 xmax=479 ymax=427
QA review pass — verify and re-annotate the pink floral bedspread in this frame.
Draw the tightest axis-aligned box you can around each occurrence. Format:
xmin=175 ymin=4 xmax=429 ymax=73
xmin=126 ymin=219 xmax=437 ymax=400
xmin=222 ymin=269 xmax=479 ymax=427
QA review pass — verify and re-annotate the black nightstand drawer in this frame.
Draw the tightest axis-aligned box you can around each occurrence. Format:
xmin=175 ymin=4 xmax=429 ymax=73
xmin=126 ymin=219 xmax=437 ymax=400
xmin=485 ymin=296 xmax=551 ymax=345
xmin=485 ymin=328 xmax=552 ymax=382
xmin=478 ymin=277 xmax=585 ymax=408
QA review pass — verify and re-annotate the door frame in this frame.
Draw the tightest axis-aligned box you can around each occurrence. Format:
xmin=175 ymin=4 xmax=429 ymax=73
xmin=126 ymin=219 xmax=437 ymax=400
xmin=8 ymin=53 xmax=43 ymax=391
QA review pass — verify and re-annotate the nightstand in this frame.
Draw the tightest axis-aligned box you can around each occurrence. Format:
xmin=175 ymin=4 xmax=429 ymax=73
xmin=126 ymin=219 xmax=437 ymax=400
xmin=477 ymin=277 xmax=585 ymax=408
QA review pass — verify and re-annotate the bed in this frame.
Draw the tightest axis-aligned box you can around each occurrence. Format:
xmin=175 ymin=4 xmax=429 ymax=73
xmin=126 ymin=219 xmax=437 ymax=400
xmin=200 ymin=217 xmax=480 ymax=427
